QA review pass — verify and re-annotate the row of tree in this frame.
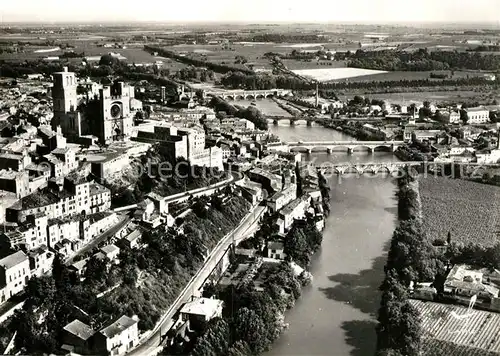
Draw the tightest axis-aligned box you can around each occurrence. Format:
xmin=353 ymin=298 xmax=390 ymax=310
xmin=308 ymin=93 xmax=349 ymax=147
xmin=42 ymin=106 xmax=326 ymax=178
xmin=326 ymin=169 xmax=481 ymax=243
xmin=209 ymin=96 xmax=268 ymax=130
xmin=219 ymin=70 xmax=491 ymax=92
xmin=144 ymin=45 xmax=254 ymax=75
xmin=348 ymin=48 xmax=500 ymax=71
xmin=377 ymin=168 xmax=433 ymax=356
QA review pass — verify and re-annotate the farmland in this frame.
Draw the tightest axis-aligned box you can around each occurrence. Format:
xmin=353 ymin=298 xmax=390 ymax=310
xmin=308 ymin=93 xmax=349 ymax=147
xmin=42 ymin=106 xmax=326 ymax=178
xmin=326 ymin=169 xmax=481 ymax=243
xmin=234 ymin=99 xmax=292 ymax=117
xmin=418 ymin=176 xmax=500 ymax=246
xmin=291 ymin=67 xmax=389 ymax=82
xmin=411 ymin=300 xmax=500 ymax=355
xmin=341 ymin=90 xmax=498 ymax=105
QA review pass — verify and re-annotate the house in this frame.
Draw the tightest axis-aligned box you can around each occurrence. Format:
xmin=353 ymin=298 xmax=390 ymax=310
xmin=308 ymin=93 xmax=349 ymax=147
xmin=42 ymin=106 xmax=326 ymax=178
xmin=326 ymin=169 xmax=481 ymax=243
xmin=0 ymin=251 xmax=31 ymax=304
xmin=28 ymin=245 xmax=54 ymax=277
xmin=278 ymin=195 xmax=310 ymax=232
xmin=444 ymin=265 xmax=500 ymax=302
xmin=267 ymin=241 xmax=286 ymax=260
xmin=119 ymin=230 xmax=142 ymax=249
xmin=93 ymin=315 xmax=139 ymax=356
xmin=465 ymin=107 xmax=490 ymax=124
xmin=266 ymin=184 xmax=297 ymax=213
xmin=96 ymin=244 xmax=120 ymax=263
xmin=180 ymin=298 xmax=224 ymax=330
xmin=62 ymin=319 xmax=96 ymax=355
xmin=68 ymin=258 xmax=89 ymax=281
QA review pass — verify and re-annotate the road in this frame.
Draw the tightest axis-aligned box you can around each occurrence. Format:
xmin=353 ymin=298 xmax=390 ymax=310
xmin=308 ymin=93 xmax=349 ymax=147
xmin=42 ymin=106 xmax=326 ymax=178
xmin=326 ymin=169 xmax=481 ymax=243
xmin=127 ymin=202 xmax=267 ymax=356
xmin=64 ymin=214 xmax=131 ymax=265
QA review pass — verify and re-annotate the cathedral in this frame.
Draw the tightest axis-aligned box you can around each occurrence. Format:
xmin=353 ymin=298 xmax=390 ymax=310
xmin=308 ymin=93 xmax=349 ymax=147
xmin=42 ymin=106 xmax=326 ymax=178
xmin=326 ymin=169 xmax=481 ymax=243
xmin=51 ymin=67 xmax=142 ymax=144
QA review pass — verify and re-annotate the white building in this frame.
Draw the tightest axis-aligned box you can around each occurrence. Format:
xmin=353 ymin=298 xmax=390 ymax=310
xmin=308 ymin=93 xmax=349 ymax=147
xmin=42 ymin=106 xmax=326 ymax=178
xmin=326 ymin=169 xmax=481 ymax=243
xmin=180 ymin=298 xmax=224 ymax=328
xmin=466 ymin=107 xmax=490 ymax=124
xmin=94 ymin=315 xmax=139 ymax=356
xmin=47 ymin=216 xmax=80 ymax=249
xmin=0 ymin=251 xmax=31 ymax=304
xmin=267 ymin=241 xmax=286 ymax=260
xmin=267 ymin=184 xmax=297 ymax=213
xmin=81 ymin=212 xmax=119 ymax=243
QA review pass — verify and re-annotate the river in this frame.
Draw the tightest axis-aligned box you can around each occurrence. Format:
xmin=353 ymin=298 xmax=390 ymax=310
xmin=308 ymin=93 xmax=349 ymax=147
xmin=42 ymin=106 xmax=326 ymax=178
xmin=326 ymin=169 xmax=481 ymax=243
xmin=266 ymin=125 xmax=399 ymax=356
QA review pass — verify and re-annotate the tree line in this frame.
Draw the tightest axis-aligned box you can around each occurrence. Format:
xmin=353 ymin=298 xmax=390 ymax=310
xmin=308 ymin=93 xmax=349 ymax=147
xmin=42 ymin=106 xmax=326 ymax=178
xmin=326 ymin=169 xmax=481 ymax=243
xmin=219 ymin=70 xmax=491 ymax=92
xmin=144 ymin=45 xmax=254 ymax=75
xmin=348 ymin=48 xmax=500 ymax=71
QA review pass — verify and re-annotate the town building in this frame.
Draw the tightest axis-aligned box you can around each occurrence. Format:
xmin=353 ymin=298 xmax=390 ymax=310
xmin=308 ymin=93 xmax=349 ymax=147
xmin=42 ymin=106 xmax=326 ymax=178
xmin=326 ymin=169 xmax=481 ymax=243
xmin=267 ymin=184 xmax=297 ymax=213
xmin=42 ymin=147 xmax=78 ymax=178
xmin=62 ymin=319 xmax=96 ymax=355
xmin=278 ymin=195 xmax=310 ymax=232
xmin=134 ymin=125 xmax=223 ymax=169
xmin=95 ymin=244 xmax=120 ymax=263
xmin=0 ymin=213 xmax=48 ymax=250
xmin=444 ymin=265 xmax=500 ymax=309
xmin=81 ymin=212 xmax=119 ymax=243
xmin=0 ymin=170 xmax=29 ymax=198
xmin=0 ymin=251 xmax=31 ymax=304
xmin=93 ymin=315 xmax=139 ymax=356
xmin=97 ymin=82 xmax=141 ymax=144
xmin=28 ymin=245 xmax=54 ymax=277
xmin=465 ymin=107 xmax=490 ymax=124
xmin=51 ymin=67 xmax=82 ymax=140
xmin=267 ymin=241 xmax=286 ymax=260
xmin=47 ymin=216 xmax=80 ymax=249
xmin=180 ymin=298 xmax=224 ymax=330
xmin=6 ymin=175 xmax=111 ymax=223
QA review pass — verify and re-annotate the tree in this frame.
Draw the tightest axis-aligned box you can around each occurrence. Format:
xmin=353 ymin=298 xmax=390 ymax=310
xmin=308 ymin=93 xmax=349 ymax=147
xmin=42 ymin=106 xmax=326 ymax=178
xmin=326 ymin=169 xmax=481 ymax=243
xmin=25 ymin=275 xmax=56 ymax=309
xmin=232 ymin=307 xmax=267 ymax=354
xmin=191 ymin=319 xmax=231 ymax=356
xmin=227 ymin=340 xmax=252 ymax=356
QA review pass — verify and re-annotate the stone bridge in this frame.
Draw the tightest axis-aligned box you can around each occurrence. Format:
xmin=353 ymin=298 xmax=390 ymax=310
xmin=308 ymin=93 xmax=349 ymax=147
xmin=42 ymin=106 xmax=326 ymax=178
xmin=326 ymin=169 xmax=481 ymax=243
xmin=268 ymin=140 xmax=404 ymax=154
xmin=266 ymin=116 xmax=318 ymax=127
xmin=313 ymin=161 xmax=420 ymax=175
xmin=203 ymin=89 xmax=293 ymax=101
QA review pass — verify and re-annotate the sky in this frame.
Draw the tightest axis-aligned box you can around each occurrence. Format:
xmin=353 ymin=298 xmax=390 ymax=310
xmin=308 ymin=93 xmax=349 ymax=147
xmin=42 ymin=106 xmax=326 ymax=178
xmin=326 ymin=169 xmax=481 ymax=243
xmin=2 ymin=0 xmax=500 ymax=24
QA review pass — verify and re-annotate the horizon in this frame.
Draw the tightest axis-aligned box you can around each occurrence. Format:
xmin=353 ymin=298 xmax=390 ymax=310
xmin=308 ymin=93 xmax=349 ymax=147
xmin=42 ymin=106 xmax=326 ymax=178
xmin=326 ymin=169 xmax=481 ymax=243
xmin=2 ymin=0 xmax=500 ymax=25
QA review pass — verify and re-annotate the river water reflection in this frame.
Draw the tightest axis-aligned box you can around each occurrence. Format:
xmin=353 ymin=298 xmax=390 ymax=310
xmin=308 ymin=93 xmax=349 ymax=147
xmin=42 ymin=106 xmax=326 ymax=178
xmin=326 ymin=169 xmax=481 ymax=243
xmin=265 ymin=125 xmax=398 ymax=356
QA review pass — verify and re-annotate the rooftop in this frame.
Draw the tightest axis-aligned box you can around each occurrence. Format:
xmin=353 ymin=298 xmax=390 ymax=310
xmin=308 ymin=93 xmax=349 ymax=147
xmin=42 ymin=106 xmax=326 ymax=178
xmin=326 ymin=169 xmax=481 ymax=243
xmin=0 ymin=251 xmax=28 ymax=269
xmin=100 ymin=244 xmax=119 ymax=255
xmin=180 ymin=298 xmax=223 ymax=317
xmin=100 ymin=315 xmax=138 ymax=338
xmin=63 ymin=319 xmax=95 ymax=341
xmin=466 ymin=106 xmax=489 ymax=113
xmin=268 ymin=241 xmax=284 ymax=251
xmin=89 ymin=182 xmax=109 ymax=196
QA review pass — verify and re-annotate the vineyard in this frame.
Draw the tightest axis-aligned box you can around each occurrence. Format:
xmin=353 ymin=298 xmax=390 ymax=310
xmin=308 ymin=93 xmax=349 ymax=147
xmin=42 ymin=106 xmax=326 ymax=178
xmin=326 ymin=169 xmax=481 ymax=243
xmin=418 ymin=176 xmax=500 ymax=246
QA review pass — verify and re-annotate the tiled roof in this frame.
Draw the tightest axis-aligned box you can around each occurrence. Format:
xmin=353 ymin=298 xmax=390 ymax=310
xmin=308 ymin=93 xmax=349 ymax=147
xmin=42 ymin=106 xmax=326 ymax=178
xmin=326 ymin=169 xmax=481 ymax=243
xmin=99 ymin=315 xmax=137 ymax=338
xmin=0 ymin=251 xmax=28 ymax=269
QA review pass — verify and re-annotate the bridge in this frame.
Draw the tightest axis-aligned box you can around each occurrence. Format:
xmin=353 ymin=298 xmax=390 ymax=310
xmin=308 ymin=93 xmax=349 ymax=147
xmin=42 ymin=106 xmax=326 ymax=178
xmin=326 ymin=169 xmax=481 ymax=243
xmin=203 ymin=88 xmax=293 ymax=101
xmin=266 ymin=116 xmax=319 ymax=127
xmin=267 ymin=140 xmax=404 ymax=154
xmin=312 ymin=161 xmax=420 ymax=175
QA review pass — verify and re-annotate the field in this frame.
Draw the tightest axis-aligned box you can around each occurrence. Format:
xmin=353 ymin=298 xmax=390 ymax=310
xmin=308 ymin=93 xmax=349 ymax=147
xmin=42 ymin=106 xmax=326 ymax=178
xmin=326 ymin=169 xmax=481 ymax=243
xmin=341 ymin=90 xmax=499 ymax=105
xmin=411 ymin=300 xmax=500 ymax=355
xmin=291 ymin=67 xmax=389 ymax=82
xmin=418 ymin=176 xmax=500 ymax=246
xmin=330 ymin=70 xmax=489 ymax=83
xmin=235 ymin=99 xmax=292 ymax=117
xmin=282 ymin=59 xmax=348 ymax=70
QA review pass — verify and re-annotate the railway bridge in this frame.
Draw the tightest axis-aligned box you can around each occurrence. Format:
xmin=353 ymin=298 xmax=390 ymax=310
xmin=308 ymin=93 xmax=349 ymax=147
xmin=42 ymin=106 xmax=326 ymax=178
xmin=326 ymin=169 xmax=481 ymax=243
xmin=203 ymin=88 xmax=293 ymax=101
xmin=267 ymin=140 xmax=404 ymax=154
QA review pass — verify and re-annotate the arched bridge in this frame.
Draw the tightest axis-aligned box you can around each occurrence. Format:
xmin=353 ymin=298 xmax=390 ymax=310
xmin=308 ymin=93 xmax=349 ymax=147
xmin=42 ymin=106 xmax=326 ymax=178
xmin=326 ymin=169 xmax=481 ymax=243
xmin=203 ymin=89 xmax=293 ymax=101
xmin=313 ymin=161 xmax=420 ymax=175
xmin=266 ymin=116 xmax=318 ymax=126
xmin=268 ymin=140 xmax=404 ymax=154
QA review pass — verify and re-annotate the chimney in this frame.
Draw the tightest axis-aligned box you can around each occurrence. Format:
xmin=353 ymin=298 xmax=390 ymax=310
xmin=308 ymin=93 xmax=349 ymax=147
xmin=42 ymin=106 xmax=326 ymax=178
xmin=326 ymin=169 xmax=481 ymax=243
xmin=63 ymin=66 xmax=68 ymax=72
xmin=315 ymin=82 xmax=319 ymax=108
